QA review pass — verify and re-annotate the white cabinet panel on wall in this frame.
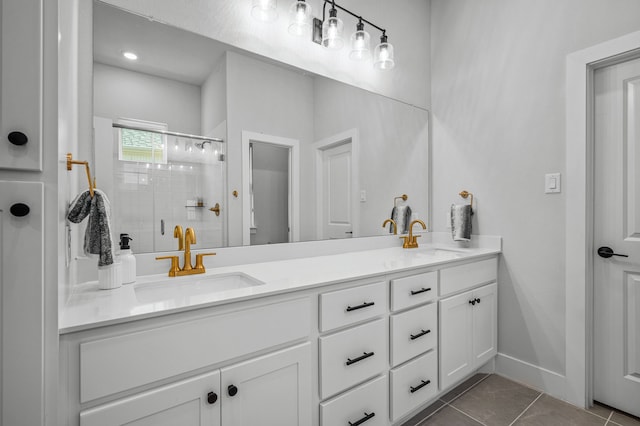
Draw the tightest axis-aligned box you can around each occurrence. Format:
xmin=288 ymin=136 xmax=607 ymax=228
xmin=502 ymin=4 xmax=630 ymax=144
xmin=0 ymin=181 xmax=43 ymax=425
xmin=79 ymin=371 xmax=221 ymax=426
xmin=0 ymin=0 xmax=43 ymax=170
xmin=439 ymin=282 xmax=498 ymax=390
xmin=221 ymin=343 xmax=311 ymax=426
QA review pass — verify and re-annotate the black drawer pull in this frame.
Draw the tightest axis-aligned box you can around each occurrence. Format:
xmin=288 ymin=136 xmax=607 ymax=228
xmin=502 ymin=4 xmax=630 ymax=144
xmin=469 ymin=299 xmax=476 ymax=306
xmin=348 ymin=412 xmax=375 ymax=426
xmin=410 ymin=287 xmax=431 ymax=295
xmin=410 ymin=329 xmax=431 ymax=340
xmin=346 ymin=301 xmax=375 ymax=312
xmin=10 ymin=203 xmax=30 ymax=217
xmin=476 ymin=297 xmax=481 ymax=304
xmin=207 ymin=391 xmax=218 ymax=404
xmin=227 ymin=384 xmax=238 ymax=397
xmin=346 ymin=351 xmax=374 ymax=366
xmin=410 ymin=379 xmax=431 ymax=393
xmin=8 ymin=131 xmax=28 ymax=146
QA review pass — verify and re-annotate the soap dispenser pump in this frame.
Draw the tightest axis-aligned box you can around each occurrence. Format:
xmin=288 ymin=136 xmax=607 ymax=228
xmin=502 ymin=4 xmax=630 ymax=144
xmin=119 ymin=233 xmax=136 ymax=284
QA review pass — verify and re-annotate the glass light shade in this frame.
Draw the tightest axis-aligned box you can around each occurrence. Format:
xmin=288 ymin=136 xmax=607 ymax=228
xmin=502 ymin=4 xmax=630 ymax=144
xmin=349 ymin=29 xmax=371 ymax=61
xmin=322 ymin=14 xmax=344 ymax=50
xmin=288 ymin=1 xmax=312 ymax=36
xmin=374 ymin=41 xmax=395 ymax=70
xmin=251 ymin=0 xmax=278 ymax=22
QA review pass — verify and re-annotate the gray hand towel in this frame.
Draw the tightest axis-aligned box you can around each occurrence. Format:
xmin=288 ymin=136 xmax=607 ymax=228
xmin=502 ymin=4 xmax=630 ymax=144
xmin=390 ymin=205 xmax=412 ymax=234
xmin=451 ymin=204 xmax=472 ymax=241
xmin=67 ymin=189 xmax=114 ymax=266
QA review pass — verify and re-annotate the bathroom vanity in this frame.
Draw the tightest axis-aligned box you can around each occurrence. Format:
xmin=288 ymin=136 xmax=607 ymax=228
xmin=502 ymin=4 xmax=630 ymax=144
xmin=59 ymin=239 xmax=500 ymax=426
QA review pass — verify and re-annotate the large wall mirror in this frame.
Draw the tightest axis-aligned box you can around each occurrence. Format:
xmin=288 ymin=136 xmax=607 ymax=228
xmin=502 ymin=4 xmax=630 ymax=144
xmin=91 ymin=1 xmax=429 ymax=254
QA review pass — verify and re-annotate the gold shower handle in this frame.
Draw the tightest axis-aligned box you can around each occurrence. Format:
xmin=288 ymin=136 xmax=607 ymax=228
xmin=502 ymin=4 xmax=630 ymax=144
xmin=209 ymin=203 xmax=221 ymax=216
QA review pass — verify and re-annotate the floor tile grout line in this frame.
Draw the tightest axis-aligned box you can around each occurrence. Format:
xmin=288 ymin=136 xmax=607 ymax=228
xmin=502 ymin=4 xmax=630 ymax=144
xmin=507 ymin=392 xmax=544 ymax=426
xmin=447 ymin=401 xmax=489 ymax=426
xmin=414 ymin=402 xmax=449 ymax=426
xmin=439 ymin=374 xmax=491 ymax=406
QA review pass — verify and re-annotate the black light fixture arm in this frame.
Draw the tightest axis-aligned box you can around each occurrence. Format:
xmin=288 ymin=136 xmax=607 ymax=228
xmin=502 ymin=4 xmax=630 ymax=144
xmin=321 ymin=0 xmax=387 ymax=35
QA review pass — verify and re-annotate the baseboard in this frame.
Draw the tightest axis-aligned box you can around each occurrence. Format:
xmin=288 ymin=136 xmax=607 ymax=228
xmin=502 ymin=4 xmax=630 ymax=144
xmin=495 ymin=353 xmax=566 ymax=401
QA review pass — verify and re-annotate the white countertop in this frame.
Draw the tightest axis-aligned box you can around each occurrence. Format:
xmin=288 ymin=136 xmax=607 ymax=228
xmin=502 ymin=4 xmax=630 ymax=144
xmin=59 ymin=242 xmax=500 ymax=334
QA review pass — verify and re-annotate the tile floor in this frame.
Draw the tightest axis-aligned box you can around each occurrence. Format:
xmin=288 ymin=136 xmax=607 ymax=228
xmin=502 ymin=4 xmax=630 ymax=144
xmin=402 ymin=374 xmax=640 ymax=426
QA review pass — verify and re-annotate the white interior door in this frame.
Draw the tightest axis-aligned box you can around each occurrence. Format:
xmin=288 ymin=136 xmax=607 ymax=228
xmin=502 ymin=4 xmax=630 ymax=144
xmin=322 ymin=142 xmax=353 ymax=239
xmin=593 ymin=56 xmax=640 ymax=417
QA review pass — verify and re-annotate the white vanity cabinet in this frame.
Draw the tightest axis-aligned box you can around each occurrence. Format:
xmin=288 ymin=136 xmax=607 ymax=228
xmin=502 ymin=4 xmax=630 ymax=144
xmin=60 ymin=298 xmax=313 ymax=426
xmin=439 ymin=258 xmax=498 ymax=391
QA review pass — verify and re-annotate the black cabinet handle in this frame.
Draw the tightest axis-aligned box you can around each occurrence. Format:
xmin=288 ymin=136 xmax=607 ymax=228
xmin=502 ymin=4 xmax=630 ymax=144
xmin=410 ymin=329 xmax=431 ymax=340
xmin=10 ymin=203 xmax=30 ymax=217
xmin=469 ymin=299 xmax=476 ymax=306
xmin=346 ymin=301 xmax=375 ymax=312
xmin=228 ymin=384 xmax=238 ymax=397
xmin=7 ymin=131 xmax=28 ymax=146
xmin=207 ymin=391 xmax=218 ymax=404
xmin=410 ymin=287 xmax=432 ymax=296
xmin=476 ymin=297 xmax=481 ymax=304
xmin=410 ymin=379 xmax=431 ymax=394
xmin=346 ymin=351 xmax=374 ymax=366
xmin=348 ymin=412 xmax=375 ymax=426
xmin=597 ymin=246 xmax=628 ymax=258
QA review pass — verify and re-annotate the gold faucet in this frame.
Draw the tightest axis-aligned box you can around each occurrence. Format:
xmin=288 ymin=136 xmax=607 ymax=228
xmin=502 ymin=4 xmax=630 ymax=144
xmin=400 ymin=219 xmax=427 ymax=248
xmin=156 ymin=226 xmax=216 ymax=276
xmin=383 ymin=218 xmax=398 ymax=235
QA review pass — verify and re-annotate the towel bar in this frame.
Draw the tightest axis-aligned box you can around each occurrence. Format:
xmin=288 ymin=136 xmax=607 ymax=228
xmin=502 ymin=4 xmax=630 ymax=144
xmin=459 ymin=190 xmax=473 ymax=211
xmin=393 ymin=194 xmax=408 ymax=207
xmin=66 ymin=153 xmax=96 ymax=197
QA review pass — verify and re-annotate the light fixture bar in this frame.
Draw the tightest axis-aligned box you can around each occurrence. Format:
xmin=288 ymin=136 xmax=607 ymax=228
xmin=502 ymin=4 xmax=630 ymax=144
xmin=321 ymin=0 xmax=386 ymax=36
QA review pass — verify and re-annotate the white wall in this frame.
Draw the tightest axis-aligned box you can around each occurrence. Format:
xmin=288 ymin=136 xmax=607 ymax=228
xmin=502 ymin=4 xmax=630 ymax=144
xmin=314 ymin=78 xmax=429 ymax=237
xmin=100 ymin=0 xmax=431 ymax=109
xmin=201 ymin=57 xmax=227 ymax=138
xmin=225 ymin=51 xmax=315 ymax=245
xmin=430 ymin=0 xmax=640 ymax=389
xmin=94 ymin=63 xmax=201 ymax=133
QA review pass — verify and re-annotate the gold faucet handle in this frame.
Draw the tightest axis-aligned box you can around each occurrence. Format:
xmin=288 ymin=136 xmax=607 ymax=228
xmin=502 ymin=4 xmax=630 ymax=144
xmin=156 ymin=255 xmax=181 ymax=277
xmin=195 ymin=252 xmax=216 ymax=271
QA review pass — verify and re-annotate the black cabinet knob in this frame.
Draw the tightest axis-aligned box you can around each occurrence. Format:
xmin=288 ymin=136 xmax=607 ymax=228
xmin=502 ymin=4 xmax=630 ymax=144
xmin=8 ymin=131 xmax=28 ymax=146
xmin=207 ymin=391 xmax=218 ymax=404
xmin=228 ymin=384 xmax=238 ymax=397
xmin=469 ymin=299 xmax=476 ymax=306
xmin=10 ymin=203 xmax=30 ymax=217
xmin=476 ymin=298 xmax=481 ymax=304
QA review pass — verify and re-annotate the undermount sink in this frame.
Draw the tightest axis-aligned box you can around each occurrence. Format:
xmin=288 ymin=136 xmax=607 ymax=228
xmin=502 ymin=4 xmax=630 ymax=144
xmin=134 ymin=272 xmax=266 ymax=304
xmin=413 ymin=247 xmax=467 ymax=259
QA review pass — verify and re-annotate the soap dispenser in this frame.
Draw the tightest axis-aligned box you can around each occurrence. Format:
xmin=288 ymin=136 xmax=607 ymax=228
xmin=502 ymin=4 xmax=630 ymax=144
xmin=119 ymin=233 xmax=137 ymax=284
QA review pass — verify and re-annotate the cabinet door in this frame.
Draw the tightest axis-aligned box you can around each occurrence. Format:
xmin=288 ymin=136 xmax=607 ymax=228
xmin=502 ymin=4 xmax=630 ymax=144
xmin=472 ymin=282 xmax=498 ymax=367
xmin=221 ymin=343 xmax=311 ymax=426
xmin=439 ymin=289 xmax=474 ymax=390
xmin=80 ymin=371 xmax=221 ymax=426
xmin=0 ymin=0 xmax=42 ymax=170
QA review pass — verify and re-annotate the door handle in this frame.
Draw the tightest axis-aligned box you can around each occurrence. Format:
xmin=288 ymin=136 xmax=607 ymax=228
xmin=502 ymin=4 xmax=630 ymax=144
xmin=597 ymin=246 xmax=628 ymax=259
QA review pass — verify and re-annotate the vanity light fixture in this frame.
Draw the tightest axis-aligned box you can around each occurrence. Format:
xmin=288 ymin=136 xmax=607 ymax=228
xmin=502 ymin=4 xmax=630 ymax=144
xmin=122 ymin=51 xmax=138 ymax=61
xmin=288 ymin=0 xmax=312 ymax=36
xmin=373 ymin=32 xmax=395 ymax=70
xmin=251 ymin=0 xmax=278 ymax=22
xmin=349 ymin=18 xmax=371 ymax=61
xmin=321 ymin=1 xmax=344 ymax=49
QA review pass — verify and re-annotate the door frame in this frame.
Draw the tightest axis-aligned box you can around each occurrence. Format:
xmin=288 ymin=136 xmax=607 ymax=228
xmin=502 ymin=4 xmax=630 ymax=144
xmin=241 ymin=131 xmax=300 ymax=246
xmin=566 ymin=30 xmax=640 ymax=409
xmin=312 ymin=128 xmax=360 ymax=240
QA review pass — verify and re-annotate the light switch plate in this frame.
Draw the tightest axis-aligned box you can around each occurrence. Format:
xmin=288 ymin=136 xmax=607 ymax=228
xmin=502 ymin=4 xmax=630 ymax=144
xmin=545 ymin=173 xmax=561 ymax=194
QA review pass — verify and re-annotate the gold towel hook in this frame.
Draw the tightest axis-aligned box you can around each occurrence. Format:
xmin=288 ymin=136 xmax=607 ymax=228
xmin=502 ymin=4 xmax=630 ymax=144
xmin=459 ymin=190 xmax=473 ymax=210
xmin=66 ymin=153 xmax=96 ymax=197
xmin=393 ymin=194 xmax=408 ymax=207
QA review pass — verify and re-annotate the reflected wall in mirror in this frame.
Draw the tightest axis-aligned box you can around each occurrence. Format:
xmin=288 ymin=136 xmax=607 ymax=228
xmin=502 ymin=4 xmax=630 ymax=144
xmin=92 ymin=1 xmax=429 ymax=254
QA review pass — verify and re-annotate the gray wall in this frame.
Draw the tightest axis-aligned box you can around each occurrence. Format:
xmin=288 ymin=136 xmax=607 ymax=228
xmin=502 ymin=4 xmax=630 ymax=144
xmin=431 ymin=0 xmax=640 ymax=377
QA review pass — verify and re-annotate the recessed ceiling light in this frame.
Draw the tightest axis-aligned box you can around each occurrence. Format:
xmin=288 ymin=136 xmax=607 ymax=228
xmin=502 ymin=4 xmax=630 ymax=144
xmin=122 ymin=51 xmax=138 ymax=61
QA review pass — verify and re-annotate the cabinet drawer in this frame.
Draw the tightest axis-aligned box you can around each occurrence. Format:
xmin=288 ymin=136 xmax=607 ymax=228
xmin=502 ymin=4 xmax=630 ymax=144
xmin=80 ymin=298 xmax=310 ymax=403
xmin=390 ymin=303 xmax=437 ymax=367
xmin=319 ymin=281 xmax=387 ymax=332
xmin=320 ymin=375 xmax=388 ymax=426
xmin=319 ymin=318 xmax=387 ymax=399
xmin=390 ymin=272 xmax=437 ymax=312
xmin=439 ymin=258 xmax=497 ymax=297
xmin=390 ymin=351 xmax=438 ymax=422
